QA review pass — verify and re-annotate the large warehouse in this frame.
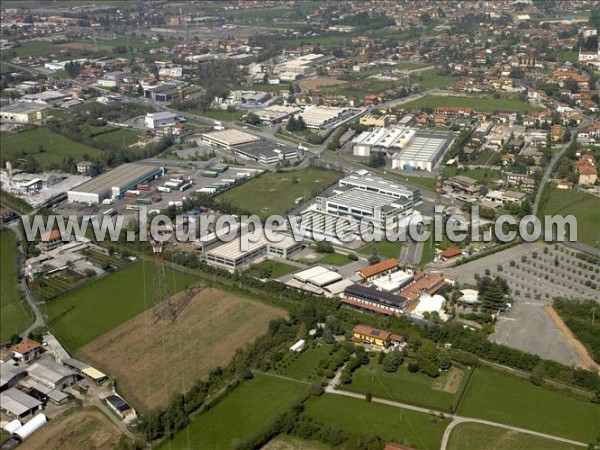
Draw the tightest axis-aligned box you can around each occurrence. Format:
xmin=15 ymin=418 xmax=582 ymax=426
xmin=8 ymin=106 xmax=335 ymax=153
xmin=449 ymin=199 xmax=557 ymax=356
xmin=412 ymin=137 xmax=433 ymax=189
xmin=391 ymin=131 xmax=454 ymax=172
xmin=205 ymin=233 xmax=303 ymax=271
xmin=352 ymin=127 xmax=416 ymax=157
xmin=233 ymin=141 xmax=297 ymax=165
xmin=301 ymin=106 xmax=359 ymax=130
xmin=201 ymin=129 xmax=260 ymax=149
xmin=67 ymin=163 xmax=163 ymax=205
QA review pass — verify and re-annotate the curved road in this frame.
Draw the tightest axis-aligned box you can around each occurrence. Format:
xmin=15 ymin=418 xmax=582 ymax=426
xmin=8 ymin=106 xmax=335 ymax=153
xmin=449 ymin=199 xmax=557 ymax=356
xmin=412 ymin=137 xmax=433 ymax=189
xmin=325 ymin=388 xmax=587 ymax=449
xmin=7 ymin=221 xmax=45 ymax=338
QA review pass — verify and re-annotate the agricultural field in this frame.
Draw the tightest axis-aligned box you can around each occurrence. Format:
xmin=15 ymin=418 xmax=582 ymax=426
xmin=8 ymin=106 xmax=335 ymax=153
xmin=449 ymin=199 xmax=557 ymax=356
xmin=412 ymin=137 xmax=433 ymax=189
xmin=458 ymin=366 xmax=599 ymax=443
xmin=44 ymin=261 xmax=199 ymax=353
xmin=303 ymin=394 xmax=449 ymax=450
xmin=0 ymin=230 xmax=31 ymax=343
xmin=299 ymin=77 xmax=348 ymax=91
xmin=348 ymin=360 xmax=465 ymax=411
xmin=0 ymin=127 xmax=101 ymax=168
xmin=19 ymin=408 xmax=122 ymax=450
xmin=79 ymin=288 xmax=287 ymax=410
xmin=400 ymin=95 xmax=541 ymax=114
xmin=215 ymin=168 xmax=342 ymax=219
xmin=539 ymin=186 xmax=600 ymax=248
xmin=447 ymin=422 xmax=581 ymax=450
xmin=160 ymin=373 xmax=308 ymax=450
xmin=245 ymin=260 xmax=299 ymax=279
xmin=358 ymin=240 xmax=403 ymax=260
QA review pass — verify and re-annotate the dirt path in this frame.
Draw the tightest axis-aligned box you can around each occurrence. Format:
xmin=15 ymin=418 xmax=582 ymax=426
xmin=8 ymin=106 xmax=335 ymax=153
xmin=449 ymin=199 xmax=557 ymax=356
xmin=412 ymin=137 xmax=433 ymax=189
xmin=544 ymin=305 xmax=599 ymax=374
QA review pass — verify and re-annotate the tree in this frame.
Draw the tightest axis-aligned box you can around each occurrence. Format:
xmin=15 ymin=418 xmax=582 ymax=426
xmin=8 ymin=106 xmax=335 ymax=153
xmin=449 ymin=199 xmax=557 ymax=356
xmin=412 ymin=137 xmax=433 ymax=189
xmin=365 ymin=391 xmax=372 ymax=402
xmin=368 ymin=247 xmax=381 ymax=265
xmin=368 ymin=152 xmax=386 ymax=168
xmin=244 ymin=112 xmax=261 ymax=125
xmin=480 ymin=277 xmax=508 ymax=311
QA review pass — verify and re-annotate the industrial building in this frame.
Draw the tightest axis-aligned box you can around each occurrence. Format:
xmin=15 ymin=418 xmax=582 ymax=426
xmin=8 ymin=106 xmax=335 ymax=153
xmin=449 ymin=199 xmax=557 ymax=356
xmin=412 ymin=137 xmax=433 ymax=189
xmin=144 ymin=111 xmax=181 ymax=129
xmin=313 ymin=187 xmax=413 ymax=233
xmin=301 ymin=106 xmax=359 ymax=130
xmin=352 ymin=126 xmax=416 ymax=156
xmin=233 ymin=141 xmax=297 ymax=165
xmin=205 ymin=233 xmax=302 ymax=271
xmin=67 ymin=163 xmax=163 ymax=205
xmin=338 ymin=173 xmax=418 ymax=204
xmin=255 ymin=105 xmax=302 ymax=125
xmin=0 ymin=104 xmax=45 ymax=123
xmin=201 ymin=129 xmax=261 ymax=149
xmin=20 ymin=90 xmax=68 ymax=105
xmin=293 ymin=209 xmax=361 ymax=244
xmin=391 ymin=131 xmax=454 ymax=172
xmin=343 ymin=284 xmax=410 ymax=316
xmin=285 ymin=265 xmax=353 ymax=297
xmin=273 ymin=53 xmax=331 ymax=76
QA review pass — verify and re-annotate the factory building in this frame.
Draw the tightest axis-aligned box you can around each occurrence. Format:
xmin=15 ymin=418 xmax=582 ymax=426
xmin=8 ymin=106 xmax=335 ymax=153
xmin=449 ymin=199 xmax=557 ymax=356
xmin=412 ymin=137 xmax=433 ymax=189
xmin=352 ymin=126 xmax=416 ymax=156
xmin=338 ymin=173 xmax=418 ymax=204
xmin=67 ymin=163 xmax=163 ymax=205
xmin=205 ymin=233 xmax=302 ymax=271
xmin=391 ymin=131 xmax=454 ymax=172
xmin=144 ymin=111 xmax=181 ymax=129
xmin=314 ymin=188 xmax=413 ymax=233
xmin=343 ymin=284 xmax=410 ymax=317
xmin=255 ymin=105 xmax=302 ymax=125
xmin=201 ymin=129 xmax=261 ymax=150
xmin=0 ymin=104 xmax=45 ymax=123
xmin=300 ymin=106 xmax=359 ymax=130
xmin=233 ymin=141 xmax=297 ymax=165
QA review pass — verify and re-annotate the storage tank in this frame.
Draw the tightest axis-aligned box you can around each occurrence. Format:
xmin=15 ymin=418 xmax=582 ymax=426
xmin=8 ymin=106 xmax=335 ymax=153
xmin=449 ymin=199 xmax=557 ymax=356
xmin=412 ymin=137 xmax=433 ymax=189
xmin=3 ymin=419 xmax=22 ymax=434
xmin=14 ymin=414 xmax=47 ymax=440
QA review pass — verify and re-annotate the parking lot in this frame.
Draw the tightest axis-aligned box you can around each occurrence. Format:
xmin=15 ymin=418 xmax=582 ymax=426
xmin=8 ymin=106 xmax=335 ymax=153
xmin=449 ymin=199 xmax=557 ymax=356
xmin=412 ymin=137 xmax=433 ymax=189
xmin=446 ymin=242 xmax=599 ymax=366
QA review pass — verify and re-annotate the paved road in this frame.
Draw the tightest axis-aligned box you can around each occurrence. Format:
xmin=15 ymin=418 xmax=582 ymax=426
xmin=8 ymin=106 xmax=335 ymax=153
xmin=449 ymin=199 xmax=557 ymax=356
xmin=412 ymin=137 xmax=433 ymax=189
xmin=7 ymin=221 xmax=45 ymax=338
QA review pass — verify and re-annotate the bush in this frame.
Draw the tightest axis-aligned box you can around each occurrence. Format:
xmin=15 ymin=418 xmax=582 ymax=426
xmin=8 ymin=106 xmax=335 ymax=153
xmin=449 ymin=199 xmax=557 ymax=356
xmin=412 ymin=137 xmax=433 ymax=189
xmin=348 ymin=253 xmax=358 ymax=261
xmin=408 ymin=361 xmax=420 ymax=373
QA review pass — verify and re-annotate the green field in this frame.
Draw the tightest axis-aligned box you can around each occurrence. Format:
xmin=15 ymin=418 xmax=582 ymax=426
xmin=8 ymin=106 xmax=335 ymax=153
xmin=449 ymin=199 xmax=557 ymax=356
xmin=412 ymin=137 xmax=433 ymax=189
xmin=215 ymin=168 xmax=342 ymax=219
xmin=265 ymin=434 xmax=331 ymax=450
xmin=348 ymin=360 xmax=461 ymax=411
xmin=304 ymin=394 xmax=449 ymax=450
xmin=413 ymin=69 xmax=457 ymax=89
xmin=539 ymin=185 xmax=600 ymax=248
xmin=421 ymin=228 xmax=436 ymax=264
xmin=245 ymin=260 xmax=298 ymax=279
xmin=0 ymin=230 xmax=31 ymax=343
xmin=358 ymin=240 xmax=403 ymax=260
xmin=279 ymin=344 xmax=331 ymax=381
xmin=458 ymin=366 xmax=599 ymax=442
xmin=160 ymin=373 xmax=308 ymax=450
xmin=315 ymin=252 xmax=354 ymax=266
xmin=0 ymin=128 xmax=101 ymax=168
xmin=90 ymin=126 xmax=141 ymax=147
xmin=45 ymin=262 xmax=198 ymax=352
xmin=447 ymin=422 xmax=581 ymax=450
xmin=444 ymin=166 xmax=502 ymax=181
xmin=401 ymin=95 xmax=541 ymax=114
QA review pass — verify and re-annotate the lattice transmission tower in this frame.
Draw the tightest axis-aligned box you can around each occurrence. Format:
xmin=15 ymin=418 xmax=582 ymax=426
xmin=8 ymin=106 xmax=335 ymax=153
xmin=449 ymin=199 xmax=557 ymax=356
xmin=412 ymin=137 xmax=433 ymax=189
xmin=151 ymin=234 xmax=176 ymax=323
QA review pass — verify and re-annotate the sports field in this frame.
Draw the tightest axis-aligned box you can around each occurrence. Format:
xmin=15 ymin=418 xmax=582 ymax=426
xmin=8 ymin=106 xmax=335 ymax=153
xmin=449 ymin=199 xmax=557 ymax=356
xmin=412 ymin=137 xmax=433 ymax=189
xmin=447 ymin=422 xmax=580 ymax=450
xmin=0 ymin=230 xmax=31 ymax=343
xmin=458 ymin=366 xmax=599 ymax=442
xmin=304 ymin=394 xmax=449 ymax=450
xmin=160 ymin=373 xmax=308 ymax=450
xmin=348 ymin=360 xmax=463 ymax=411
xmin=79 ymin=288 xmax=287 ymax=410
xmin=401 ymin=95 xmax=541 ymax=114
xmin=19 ymin=408 xmax=122 ymax=450
xmin=45 ymin=261 xmax=198 ymax=353
xmin=540 ymin=185 xmax=600 ymax=248
xmin=215 ymin=168 xmax=342 ymax=219
xmin=0 ymin=128 xmax=101 ymax=168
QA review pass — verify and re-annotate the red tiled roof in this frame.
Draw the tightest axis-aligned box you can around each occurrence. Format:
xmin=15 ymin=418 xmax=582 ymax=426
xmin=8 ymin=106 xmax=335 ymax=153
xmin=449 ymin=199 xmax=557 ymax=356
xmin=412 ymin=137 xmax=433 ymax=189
xmin=10 ymin=339 xmax=41 ymax=355
xmin=359 ymin=258 xmax=398 ymax=279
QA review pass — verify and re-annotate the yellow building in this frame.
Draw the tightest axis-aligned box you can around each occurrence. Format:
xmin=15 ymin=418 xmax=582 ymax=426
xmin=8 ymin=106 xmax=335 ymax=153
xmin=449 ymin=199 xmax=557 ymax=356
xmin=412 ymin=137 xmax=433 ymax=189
xmin=0 ymin=104 xmax=45 ymax=123
xmin=359 ymin=114 xmax=388 ymax=128
xmin=352 ymin=325 xmax=403 ymax=349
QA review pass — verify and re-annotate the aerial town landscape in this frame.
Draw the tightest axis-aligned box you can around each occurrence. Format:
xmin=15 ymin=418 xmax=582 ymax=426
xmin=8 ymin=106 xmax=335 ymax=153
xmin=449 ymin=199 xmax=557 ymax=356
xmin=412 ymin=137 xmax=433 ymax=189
xmin=0 ymin=1 xmax=599 ymax=449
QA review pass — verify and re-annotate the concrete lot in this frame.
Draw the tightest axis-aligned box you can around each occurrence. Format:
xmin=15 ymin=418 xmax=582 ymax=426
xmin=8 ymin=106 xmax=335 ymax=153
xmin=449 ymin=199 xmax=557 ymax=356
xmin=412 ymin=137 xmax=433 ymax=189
xmin=446 ymin=242 xmax=599 ymax=366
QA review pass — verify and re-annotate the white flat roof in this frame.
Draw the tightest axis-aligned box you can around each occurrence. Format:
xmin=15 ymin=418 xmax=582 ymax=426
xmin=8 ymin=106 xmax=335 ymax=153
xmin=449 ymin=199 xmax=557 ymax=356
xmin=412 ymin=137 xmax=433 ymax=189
xmin=202 ymin=129 xmax=261 ymax=146
xmin=292 ymin=266 xmax=342 ymax=287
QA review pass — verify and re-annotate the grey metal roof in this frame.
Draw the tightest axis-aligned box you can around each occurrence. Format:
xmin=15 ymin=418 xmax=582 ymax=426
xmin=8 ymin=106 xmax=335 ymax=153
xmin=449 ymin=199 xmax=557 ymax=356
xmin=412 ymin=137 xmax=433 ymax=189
xmin=0 ymin=388 xmax=41 ymax=416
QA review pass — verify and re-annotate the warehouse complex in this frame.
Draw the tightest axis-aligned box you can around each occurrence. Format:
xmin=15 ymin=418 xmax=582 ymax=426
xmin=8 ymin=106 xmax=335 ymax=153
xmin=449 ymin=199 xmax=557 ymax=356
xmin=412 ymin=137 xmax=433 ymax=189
xmin=301 ymin=105 xmax=360 ymax=130
xmin=233 ymin=141 xmax=298 ymax=165
xmin=67 ymin=163 xmax=163 ymax=205
xmin=205 ymin=233 xmax=303 ymax=271
xmin=353 ymin=126 xmax=454 ymax=172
